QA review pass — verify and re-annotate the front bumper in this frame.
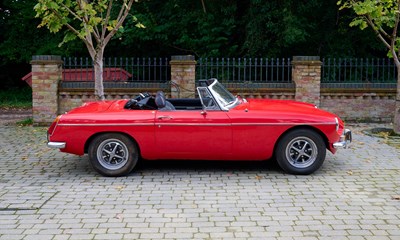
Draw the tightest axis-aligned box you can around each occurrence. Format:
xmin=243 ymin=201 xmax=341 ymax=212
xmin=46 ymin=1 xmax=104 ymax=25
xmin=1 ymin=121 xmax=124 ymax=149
xmin=48 ymin=142 xmax=66 ymax=149
xmin=333 ymin=129 xmax=352 ymax=149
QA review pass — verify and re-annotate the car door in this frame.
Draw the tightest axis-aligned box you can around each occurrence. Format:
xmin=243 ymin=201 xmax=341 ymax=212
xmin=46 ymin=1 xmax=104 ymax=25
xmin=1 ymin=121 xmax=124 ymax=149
xmin=154 ymin=101 xmax=232 ymax=160
xmin=154 ymin=110 xmax=232 ymax=160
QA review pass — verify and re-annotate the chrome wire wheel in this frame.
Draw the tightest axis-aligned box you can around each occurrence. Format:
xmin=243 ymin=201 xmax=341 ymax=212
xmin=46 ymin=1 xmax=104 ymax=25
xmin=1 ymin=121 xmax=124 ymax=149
xmin=96 ymin=139 xmax=129 ymax=170
xmin=285 ymin=136 xmax=318 ymax=169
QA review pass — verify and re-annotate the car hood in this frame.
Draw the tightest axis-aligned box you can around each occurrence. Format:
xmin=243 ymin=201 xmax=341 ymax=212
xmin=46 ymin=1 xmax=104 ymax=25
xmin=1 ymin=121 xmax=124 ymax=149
xmin=234 ymin=98 xmax=338 ymax=119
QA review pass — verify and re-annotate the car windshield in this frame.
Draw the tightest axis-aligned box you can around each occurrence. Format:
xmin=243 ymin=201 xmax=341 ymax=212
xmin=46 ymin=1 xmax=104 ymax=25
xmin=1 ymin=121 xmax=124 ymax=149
xmin=209 ymin=81 xmax=238 ymax=109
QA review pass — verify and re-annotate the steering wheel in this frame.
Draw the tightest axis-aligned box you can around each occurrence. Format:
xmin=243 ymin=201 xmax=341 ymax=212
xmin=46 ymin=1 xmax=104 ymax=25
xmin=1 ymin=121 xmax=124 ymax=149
xmin=124 ymin=99 xmax=138 ymax=109
xmin=139 ymin=92 xmax=151 ymax=99
xmin=133 ymin=92 xmax=150 ymax=102
xmin=125 ymin=92 xmax=151 ymax=109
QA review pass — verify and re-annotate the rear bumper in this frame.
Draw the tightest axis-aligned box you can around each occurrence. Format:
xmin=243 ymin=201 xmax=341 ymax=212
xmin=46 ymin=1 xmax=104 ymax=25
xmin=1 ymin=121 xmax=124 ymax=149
xmin=48 ymin=142 xmax=66 ymax=149
xmin=333 ymin=129 xmax=352 ymax=149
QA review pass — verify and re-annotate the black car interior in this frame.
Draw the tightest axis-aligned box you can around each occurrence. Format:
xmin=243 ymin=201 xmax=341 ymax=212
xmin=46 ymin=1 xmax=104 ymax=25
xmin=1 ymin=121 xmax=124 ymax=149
xmin=124 ymin=91 xmax=203 ymax=110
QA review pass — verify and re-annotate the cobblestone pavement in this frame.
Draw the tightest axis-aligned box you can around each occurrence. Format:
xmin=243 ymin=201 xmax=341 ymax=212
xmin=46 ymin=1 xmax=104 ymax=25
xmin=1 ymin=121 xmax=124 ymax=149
xmin=0 ymin=123 xmax=399 ymax=240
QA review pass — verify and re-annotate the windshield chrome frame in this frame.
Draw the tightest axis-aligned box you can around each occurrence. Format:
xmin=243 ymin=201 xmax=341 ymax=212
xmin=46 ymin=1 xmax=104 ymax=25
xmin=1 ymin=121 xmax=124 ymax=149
xmin=197 ymin=86 xmax=221 ymax=111
xmin=206 ymin=79 xmax=238 ymax=111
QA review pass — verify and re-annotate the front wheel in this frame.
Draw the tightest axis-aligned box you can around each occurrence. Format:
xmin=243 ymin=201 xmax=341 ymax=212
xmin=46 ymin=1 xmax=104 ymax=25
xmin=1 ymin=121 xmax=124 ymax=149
xmin=275 ymin=129 xmax=326 ymax=175
xmin=88 ymin=133 xmax=138 ymax=177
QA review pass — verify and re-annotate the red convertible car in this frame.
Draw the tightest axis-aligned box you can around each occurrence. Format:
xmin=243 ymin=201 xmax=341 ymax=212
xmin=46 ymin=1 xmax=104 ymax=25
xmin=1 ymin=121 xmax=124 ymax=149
xmin=47 ymin=79 xmax=351 ymax=177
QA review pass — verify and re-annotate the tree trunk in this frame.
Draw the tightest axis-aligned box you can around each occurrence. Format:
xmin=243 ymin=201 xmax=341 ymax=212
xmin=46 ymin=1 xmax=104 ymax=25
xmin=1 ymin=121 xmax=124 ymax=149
xmin=93 ymin=51 xmax=105 ymax=100
xmin=394 ymin=65 xmax=400 ymax=134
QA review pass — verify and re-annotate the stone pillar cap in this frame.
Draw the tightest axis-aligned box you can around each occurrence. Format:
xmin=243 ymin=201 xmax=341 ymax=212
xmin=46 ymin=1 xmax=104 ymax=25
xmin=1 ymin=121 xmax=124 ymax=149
xmin=293 ymin=56 xmax=320 ymax=61
xmin=171 ymin=55 xmax=195 ymax=61
xmin=32 ymin=55 xmax=62 ymax=61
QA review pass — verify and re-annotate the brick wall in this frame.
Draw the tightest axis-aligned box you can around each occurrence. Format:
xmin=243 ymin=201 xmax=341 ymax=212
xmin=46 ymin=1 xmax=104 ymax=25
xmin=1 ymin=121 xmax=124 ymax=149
xmin=30 ymin=55 xmax=396 ymax=125
xmin=321 ymin=91 xmax=396 ymax=122
xmin=31 ymin=55 xmax=63 ymax=126
xmin=169 ymin=55 xmax=196 ymax=98
xmin=292 ymin=56 xmax=321 ymax=106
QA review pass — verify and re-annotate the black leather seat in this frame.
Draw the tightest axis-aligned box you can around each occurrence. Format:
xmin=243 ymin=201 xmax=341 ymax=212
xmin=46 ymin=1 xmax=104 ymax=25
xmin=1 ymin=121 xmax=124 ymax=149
xmin=155 ymin=91 xmax=175 ymax=110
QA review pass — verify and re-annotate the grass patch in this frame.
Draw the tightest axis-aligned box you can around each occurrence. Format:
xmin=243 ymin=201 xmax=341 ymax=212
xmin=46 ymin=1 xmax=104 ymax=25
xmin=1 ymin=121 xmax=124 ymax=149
xmin=369 ymin=128 xmax=400 ymax=138
xmin=0 ymin=87 xmax=32 ymax=109
xmin=16 ymin=118 xmax=34 ymax=126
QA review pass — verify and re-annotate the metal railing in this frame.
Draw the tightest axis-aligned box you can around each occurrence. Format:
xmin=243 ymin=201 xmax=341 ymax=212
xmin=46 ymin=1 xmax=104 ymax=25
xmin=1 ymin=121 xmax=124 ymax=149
xmin=322 ymin=58 xmax=397 ymax=83
xmin=196 ymin=57 xmax=292 ymax=83
xmin=60 ymin=57 xmax=397 ymax=89
xmin=62 ymin=57 xmax=170 ymax=82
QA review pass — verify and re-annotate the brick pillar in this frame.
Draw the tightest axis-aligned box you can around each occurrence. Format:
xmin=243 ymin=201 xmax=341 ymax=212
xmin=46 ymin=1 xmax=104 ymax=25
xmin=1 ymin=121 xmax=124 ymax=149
xmin=292 ymin=56 xmax=322 ymax=107
xmin=170 ymin=55 xmax=196 ymax=98
xmin=31 ymin=55 xmax=63 ymax=126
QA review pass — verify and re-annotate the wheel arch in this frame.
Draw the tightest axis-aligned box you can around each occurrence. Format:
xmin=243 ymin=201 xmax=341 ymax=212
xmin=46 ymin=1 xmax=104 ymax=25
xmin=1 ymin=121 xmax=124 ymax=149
xmin=273 ymin=125 xmax=329 ymax=155
xmin=84 ymin=132 xmax=141 ymax=156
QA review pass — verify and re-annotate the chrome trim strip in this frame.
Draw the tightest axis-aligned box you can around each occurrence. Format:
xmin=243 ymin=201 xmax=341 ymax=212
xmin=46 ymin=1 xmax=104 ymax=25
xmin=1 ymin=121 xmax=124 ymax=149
xmin=58 ymin=122 xmax=335 ymax=127
xmin=47 ymin=142 xmax=66 ymax=149
xmin=158 ymin=123 xmax=231 ymax=126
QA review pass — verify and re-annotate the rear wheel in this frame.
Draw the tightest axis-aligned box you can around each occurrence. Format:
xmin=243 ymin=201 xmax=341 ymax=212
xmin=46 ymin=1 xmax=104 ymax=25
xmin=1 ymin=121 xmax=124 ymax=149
xmin=276 ymin=129 xmax=326 ymax=175
xmin=88 ymin=133 xmax=138 ymax=177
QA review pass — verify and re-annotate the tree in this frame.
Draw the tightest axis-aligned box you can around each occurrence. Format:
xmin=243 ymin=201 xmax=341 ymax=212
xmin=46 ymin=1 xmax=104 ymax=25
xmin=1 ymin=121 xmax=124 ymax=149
xmin=115 ymin=0 xmax=239 ymax=57
xmin=338 ymin=0 xmax=400 ymax=133
xmin=34 ymin=0 xmax=142 ymax=100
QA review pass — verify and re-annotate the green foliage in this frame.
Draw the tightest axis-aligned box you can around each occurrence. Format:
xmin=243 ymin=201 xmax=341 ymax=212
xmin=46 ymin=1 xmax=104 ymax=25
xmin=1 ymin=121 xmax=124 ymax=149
xmin=339 ymin=0 xmax=397 ymax=28
xmin=242 ymin=0 xmax=310 ymax=56
xmin=113 ymin=0 xmax=238 ymax=57
xmin=0 ymin=0 xmax=75 ymax=64
xmin=0 ymin=0 xmax=394 ymax=89
xmin=34 ymin=0 xmax=140 ymax=98
xmin=338 ymin=0 xmax=400 ymax=59
xmin=33 ymin=0 xmax=141 ymax=48
xmin=0 ymin=87 xmax=32 ymax=108
xmin=16 ymin=118 xmax=34 ymax=126
xmin=107 ymin=0 xmax=384 ymax=58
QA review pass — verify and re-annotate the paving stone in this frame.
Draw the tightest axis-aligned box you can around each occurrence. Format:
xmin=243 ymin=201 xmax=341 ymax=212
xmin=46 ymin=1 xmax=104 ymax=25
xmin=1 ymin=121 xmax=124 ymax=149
xmin=0 ymin=124 xmax=399 ymax=239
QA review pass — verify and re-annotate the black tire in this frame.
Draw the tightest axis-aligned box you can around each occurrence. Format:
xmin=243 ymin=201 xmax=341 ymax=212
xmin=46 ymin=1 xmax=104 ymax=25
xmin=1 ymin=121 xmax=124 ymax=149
xmin=275 ymin=129 xmax=326 ymax=175
xmin=88 ymin=133 xmax=138 ymax=177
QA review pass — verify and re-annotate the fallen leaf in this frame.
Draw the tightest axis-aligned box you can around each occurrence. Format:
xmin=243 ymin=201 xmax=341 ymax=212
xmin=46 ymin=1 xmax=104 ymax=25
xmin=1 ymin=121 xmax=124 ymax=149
xmin=392 ymin=195 xmax=400 ymax=200
xmin=347 ymin=170 xmax=353 ymax=175
xmin=255 ymin=175 xmax=263 ymax=180
xmin=116 ymin=186 xmax=125 ymax=191
xmin=115 ymin=213 xmax=123 ymax=219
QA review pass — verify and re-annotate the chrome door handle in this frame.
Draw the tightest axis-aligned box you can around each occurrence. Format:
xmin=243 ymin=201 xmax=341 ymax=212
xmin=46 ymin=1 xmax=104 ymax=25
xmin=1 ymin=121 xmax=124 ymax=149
xmin=157 ymin=116 xmax=173 ymax=120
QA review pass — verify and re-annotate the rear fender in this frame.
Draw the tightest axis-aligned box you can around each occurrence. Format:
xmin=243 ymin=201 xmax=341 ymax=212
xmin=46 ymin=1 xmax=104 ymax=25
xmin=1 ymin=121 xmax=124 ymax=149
xmin=84 ymin=132 xmax=141 ymax=157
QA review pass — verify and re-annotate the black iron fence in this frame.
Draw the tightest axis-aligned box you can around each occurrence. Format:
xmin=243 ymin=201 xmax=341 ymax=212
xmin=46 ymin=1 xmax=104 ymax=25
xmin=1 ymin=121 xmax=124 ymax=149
xmin=62 ymin=57 xmax=170 ymax=82
xmin=321 ymin=58 xmax=397 ymax=83
xmin=61 ymin=57 xmax=397 ymax=87
xmin=196 ymin=57 xmax=292 ymax=83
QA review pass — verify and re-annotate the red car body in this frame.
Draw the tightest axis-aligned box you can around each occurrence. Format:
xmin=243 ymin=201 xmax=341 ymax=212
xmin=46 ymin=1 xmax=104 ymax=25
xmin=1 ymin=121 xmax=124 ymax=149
xmin=48 ymin=79 xmax=351 ymax=176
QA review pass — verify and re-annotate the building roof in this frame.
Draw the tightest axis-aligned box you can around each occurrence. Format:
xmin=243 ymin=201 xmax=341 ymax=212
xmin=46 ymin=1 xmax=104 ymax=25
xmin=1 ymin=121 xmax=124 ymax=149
xmin=22 ymin=68 xmax=133 ymax=87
